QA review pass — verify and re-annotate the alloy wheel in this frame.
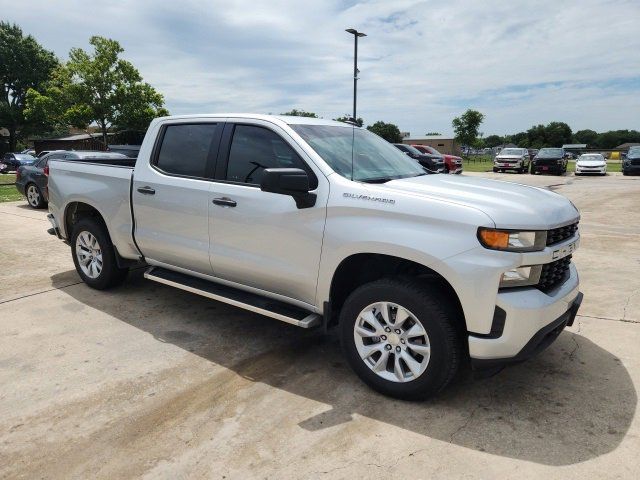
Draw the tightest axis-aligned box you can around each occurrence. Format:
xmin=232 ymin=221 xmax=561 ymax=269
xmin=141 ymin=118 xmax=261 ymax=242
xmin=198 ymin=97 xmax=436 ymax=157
xmin=353 ymin=301 xmax=431 ymax=383
xmin=27 ymin=185 xmax=40 ymax=207
xmin=75 ymin=231 xmax=103 ymax=279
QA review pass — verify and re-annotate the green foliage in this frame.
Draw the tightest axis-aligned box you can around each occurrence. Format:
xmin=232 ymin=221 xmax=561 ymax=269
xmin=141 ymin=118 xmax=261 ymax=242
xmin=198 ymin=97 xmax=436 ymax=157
xmin=366 ymin=121 xmax=402 ymax=143
xmin=280 ymin=109 xmax=318 ymax=118
xmin=452 ymin=109 xmax=484 ymax=147
xmin=334 ymin=115 xmax=363 ymax=127
xmin=0 ymin=22 xmax=58 ymax=150
xmin=593 ymin=129 xmax=640 ymax=149
xmin=25 ymin=36 xmax=167 ymax=144
xmin=483 ymin=134 xmax=504 ymax=148
xmin=573 ymin=129 xmax=598 ymax=145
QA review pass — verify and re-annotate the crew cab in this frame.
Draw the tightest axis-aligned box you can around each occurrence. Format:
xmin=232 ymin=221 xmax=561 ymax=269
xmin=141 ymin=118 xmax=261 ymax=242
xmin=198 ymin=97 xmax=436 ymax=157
xmin=532 ymin=148 xmax=568 ymax=175
xmin=46 ymin=114 xmax=582 ymax=399
xmin=493 ymin=148 xmax=530 ymax=174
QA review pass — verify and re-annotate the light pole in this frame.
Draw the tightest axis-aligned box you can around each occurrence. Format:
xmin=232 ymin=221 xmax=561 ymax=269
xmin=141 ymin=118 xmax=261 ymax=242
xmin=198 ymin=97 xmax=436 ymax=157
xmin=345 ymin=28 xmax=366 ymax=121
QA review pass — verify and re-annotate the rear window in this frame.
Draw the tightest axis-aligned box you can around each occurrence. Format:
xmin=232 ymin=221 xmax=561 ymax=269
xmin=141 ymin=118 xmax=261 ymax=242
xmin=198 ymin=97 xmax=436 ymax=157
xmin=155 ymin=124 xmax=218 ymax=177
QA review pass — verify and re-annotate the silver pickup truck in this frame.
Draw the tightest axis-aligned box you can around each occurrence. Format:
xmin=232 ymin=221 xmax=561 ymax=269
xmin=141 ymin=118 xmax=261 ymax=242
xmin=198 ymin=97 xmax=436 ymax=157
xmin=47 ymin=114 xmax=582 ymax=399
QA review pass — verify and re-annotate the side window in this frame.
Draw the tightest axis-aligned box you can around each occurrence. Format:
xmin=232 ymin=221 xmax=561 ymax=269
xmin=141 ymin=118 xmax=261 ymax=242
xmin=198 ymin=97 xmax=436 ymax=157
xmin=226 ymin=125 xmax=307 ymax=185
xmin=155 ymin=123 xmax=218 ymax=177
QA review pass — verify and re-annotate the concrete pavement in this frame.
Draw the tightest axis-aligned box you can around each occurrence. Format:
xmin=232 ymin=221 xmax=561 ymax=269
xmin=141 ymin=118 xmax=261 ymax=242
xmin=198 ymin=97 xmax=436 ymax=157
xmin=0 ymin=173 xmax=639 ymax=479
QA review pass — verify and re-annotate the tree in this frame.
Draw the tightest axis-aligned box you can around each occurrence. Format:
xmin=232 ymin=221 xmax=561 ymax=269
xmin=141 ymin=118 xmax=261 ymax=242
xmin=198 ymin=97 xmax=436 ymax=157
xmin=280 ymin=109 xmax=318 ymax=118
xmin=0 ymin=22 xmax=58 ymax=150
xmin=545 ymin=121 xmax=572 ymax=147
xmin=26 ymin=36 xmax=168 ymax=145
xmin=573 ymin=129 xmax=598 ymax=146
xmin=334 ymin=115 xmax=363 ymax=127
xmin=451 ymin=109 xmax=484 ymax=148
xmin=366 ymin=121 xmax=402 ymax=143
xmin=484 ymin=134 xmax=504 ymax=148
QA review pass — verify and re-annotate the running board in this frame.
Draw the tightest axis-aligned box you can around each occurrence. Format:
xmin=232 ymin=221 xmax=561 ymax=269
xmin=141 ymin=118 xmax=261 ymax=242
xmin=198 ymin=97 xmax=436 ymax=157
xmin=144 ymin=267 xmax=321 ymax=329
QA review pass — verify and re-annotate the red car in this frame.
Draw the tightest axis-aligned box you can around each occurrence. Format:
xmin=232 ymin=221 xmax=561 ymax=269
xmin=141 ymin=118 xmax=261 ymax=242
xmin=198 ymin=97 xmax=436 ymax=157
xmin=412 ymin=145 xmax=463 ymax=174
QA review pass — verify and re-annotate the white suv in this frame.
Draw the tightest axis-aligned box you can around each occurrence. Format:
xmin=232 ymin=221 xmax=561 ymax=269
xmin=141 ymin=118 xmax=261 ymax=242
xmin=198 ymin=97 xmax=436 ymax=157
xmin=494 ymin=147 xmax=531 ymax=173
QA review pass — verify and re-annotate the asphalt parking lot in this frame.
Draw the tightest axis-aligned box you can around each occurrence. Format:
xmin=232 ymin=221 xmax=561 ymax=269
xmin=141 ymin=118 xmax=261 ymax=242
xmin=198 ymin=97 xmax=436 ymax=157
xmin=1 ymin=172 xmax=639 ymax=479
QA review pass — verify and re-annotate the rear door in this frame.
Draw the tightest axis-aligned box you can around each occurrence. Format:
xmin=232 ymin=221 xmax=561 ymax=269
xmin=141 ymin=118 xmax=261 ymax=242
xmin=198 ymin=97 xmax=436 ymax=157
xmin=132 ymin=121 xmax=224 ymax=275
xmin=208 ymin=120 xmax=328 ymax=305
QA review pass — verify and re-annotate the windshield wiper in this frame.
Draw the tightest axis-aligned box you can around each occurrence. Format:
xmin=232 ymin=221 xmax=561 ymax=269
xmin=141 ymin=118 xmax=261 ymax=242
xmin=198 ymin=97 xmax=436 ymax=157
xmin=360 ymin=177 xmax=395 ymax=184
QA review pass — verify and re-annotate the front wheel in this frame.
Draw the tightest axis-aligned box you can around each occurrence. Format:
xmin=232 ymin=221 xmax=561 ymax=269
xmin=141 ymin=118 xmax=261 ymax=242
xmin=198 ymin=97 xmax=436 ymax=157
xmin=340 ymin=278 xmax=461 ymax=400
xmin=71 ymin=217 xmax=128 ymax=289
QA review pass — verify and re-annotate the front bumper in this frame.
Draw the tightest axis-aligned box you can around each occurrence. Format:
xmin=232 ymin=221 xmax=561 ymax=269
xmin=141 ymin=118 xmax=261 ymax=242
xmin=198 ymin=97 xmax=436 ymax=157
xmin=469 ymin=263 xmax=581 ymax=365
xmin=576 ymin=165 xmax=606 ymax=174
xmin=532 ymin=163 xmax=562 ymax=173
xmin=623 ymin=164 xmax=640 ymax=175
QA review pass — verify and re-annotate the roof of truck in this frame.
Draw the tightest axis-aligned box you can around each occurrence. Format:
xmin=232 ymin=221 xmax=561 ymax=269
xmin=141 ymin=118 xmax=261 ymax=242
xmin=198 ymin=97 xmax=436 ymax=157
xmin=155 ymin=113 xmax=354 ymax=127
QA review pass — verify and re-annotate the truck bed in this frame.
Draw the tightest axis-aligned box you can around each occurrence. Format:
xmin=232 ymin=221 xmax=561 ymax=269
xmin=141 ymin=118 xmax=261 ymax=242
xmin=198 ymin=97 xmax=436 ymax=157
xmin=48 ymin=160 xmax=140 ymax=260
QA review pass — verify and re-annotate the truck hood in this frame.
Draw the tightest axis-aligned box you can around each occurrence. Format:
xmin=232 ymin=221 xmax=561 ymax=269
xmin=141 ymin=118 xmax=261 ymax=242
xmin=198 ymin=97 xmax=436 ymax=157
xmin=495 ymin=155 xmax=522 ymax=160
xmin=382 ymin=174 xmax=578 ymax=230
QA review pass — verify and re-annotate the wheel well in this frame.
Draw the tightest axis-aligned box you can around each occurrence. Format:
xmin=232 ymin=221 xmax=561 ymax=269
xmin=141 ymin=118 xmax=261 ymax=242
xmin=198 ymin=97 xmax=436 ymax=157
xmin=64 ymin=202 xmax=105 ymax=237
xmin=328 ymin=253 xmax=466 ymax=332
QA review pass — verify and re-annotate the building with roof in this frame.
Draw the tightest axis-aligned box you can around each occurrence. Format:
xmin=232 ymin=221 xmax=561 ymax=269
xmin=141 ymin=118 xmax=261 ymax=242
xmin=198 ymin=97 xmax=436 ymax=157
xmin=402 ymin=135 xmax=461 ymax=155
xmin=33 ymin=133 xmax=112 ymax=154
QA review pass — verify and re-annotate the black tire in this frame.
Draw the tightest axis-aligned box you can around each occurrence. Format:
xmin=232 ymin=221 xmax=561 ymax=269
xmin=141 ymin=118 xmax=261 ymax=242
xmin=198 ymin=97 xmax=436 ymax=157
xmin=71 ymin=217 xmax=128 ymax=290
xmin=25 ymin=183 xmax=46 ymax=209
xmin=492 ymin=167 xmax=498 ymax=173
xmin=339 ymin=277 xmax=462 ymax=400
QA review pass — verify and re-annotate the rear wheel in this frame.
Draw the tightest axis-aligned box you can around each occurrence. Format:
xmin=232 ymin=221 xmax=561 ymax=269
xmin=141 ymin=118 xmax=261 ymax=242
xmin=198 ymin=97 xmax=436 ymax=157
xmin=340 ymin=278 xmax=461 ymax=400
xmin=26 ymin=183 xmax=45 ymax=209
xmin=71 ymin=217 xmax=128 ymax=289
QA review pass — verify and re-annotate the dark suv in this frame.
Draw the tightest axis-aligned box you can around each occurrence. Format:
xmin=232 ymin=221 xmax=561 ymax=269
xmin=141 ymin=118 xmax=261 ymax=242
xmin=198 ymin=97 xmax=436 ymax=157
xmin=531 ymin=148 xmax=567 ymax=175
xmin=393 ymin=144 xmax=445 ymax=173
xmin=623 ymin=147 xmax=640 ymax=176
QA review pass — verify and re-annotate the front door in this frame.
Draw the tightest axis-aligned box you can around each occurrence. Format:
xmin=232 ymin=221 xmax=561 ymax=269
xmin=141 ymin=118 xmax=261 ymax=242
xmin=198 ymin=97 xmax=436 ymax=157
xmin=208 ymin=121 xmax=328 ymax=305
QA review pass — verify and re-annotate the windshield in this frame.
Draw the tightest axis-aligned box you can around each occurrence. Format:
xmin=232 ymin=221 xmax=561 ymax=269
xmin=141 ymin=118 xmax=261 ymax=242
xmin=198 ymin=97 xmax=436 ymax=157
xmin=579 ymin=154 xmax=604 ymax=161
xmin=537 ymin=148 xmax=563 ymax=158
xmin=15 ymin=154 xmax=36 ymax=161
xmin=499 ymin=148 xmax=524 ymax=156
xmin=291 ymin=125 xmax=426 ymax=182
xmin=419 ymin=145 xmax=440 ymax=155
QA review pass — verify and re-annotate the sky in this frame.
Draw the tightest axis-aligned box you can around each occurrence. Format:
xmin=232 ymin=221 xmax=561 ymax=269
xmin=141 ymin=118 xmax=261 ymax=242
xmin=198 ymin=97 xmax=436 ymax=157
xmin=3 ymin=0 xmax=640 ymax=137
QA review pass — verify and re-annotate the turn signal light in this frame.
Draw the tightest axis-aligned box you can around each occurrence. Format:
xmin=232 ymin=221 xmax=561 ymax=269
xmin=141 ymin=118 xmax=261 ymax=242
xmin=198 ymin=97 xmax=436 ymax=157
xmin=478 ymin=229 xmax=509 ymax=249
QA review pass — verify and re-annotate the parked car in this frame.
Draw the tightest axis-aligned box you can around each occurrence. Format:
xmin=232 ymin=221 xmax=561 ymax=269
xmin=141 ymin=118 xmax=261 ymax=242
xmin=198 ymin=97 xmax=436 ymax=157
xmin=1 ymin=153 xmax=37 ymax=173
xmin=411 ymin=145 xmax=463 ymax=174
xmin=108 ymin=144 xmax=141 ymax=158
xmin=531 ymin=148 xmax=567 ymax=175
xmin=493 ymin=148 xmax=530 ymax=173
xmin=623 ymin=147 xmax=640 ymax=176
xmin=393 ymin=144 xmax=445 ymax=173
xmin=16 ymin=150 xmax=130 ymax=209
xmin=47 ymin=114 xmax=582 ymax=400
xmin=575 ymin=154 xmax=607 ymax=176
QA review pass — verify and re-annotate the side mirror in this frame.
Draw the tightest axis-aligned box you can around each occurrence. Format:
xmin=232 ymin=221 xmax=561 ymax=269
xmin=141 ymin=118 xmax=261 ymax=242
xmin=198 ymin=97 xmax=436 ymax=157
xmin=260 ymin=168 xmax=316 ymax=209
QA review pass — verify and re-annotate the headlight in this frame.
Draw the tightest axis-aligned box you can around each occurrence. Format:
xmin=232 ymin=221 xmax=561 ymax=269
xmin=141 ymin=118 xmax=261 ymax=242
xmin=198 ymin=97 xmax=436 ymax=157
xmin=477 ymin=228 xmax=546 ymax=252
xmin=500 ymin=265 xmax=542 ymax=288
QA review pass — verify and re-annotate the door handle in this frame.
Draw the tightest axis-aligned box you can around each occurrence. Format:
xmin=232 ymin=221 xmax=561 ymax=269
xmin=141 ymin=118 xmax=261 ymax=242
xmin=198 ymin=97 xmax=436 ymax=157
xmin=212 ymin=197 xmax=237 ymax=207
xmin=137 ymin=186 xmax=155 ymax=195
